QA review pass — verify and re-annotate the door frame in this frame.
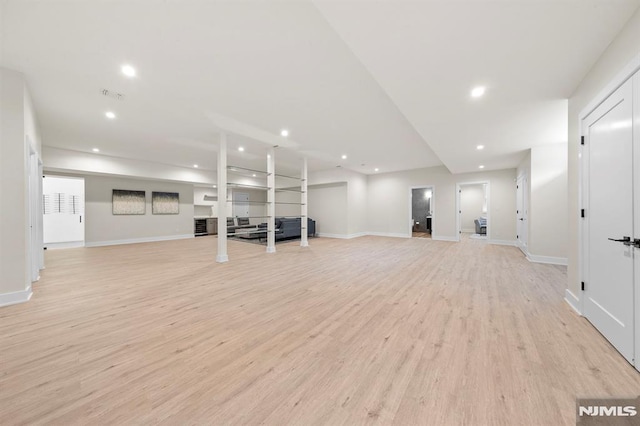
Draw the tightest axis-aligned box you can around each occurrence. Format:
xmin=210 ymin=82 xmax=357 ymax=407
xmin=516 ymin=173 xmax=528 ymax=254
xmin=42 ymin=174 xmax=86 ymax=249
xmin=456 ymin=181 xmax=490 ymax=242
xmin=578 ymin=53 xmax=640 ymax=371
xmin=578 ymin=53 xmax=640 ymax=315
xmin=408 ymin=185 xmax=435 ymax=237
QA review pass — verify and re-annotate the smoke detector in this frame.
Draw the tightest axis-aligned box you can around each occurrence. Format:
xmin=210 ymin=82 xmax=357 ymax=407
xmin=101 ymin=89 xmax=125 ymax=101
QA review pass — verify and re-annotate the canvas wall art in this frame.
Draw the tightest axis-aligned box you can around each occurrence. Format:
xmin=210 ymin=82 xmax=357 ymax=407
xmin=152 ymin=191 xmax=179 ymax=215
xmin=112 ymin=189 xmax=146 ymax=215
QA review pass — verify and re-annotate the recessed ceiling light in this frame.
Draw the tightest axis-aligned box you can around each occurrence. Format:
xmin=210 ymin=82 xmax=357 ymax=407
xmin=92 ymin=148 xmax=100 ymax=153
xmin=471 ymin=86 xmax=486 ymax=98
xmin=213 ymin=185 xmax=217 ymax=188
xmin=105 ymin=111 xmax=116 ymax=119
xmin=281 ymin=129 xmax=289 ymax=137
xmin=193 ymin=164 xmax=199 ymax=168
xmin=374 ymin=168 xmax=379 ymax=172
xmin=341 ymin=154 xmax=347 ymax=160
xmin=252 ymin=174 xmax=257 ymax=177
xmin=238 ymin=147 xmax=245 ymax=152
xmin=476 ymin=145 xmax=485 ymax=150
xmin=479 ymin=165 xmax=485 ymax=169
xmin=121 ymin=64 xmax=136 ymax=77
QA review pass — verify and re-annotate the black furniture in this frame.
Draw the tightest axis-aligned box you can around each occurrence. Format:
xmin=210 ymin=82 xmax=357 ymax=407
xmin=474 ymin=217 xmax=487 ymax=235
xmin=257 ymin=217 xmax=316 ymax=242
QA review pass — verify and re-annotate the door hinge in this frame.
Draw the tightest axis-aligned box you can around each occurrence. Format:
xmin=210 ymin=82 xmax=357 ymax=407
xmin=581 ymin=209 xmax=585 ymax=218
xmin=581 ymin=136 xmax=585 ymax=145
xmin=581 ymin=281 xmax=585 ymax=291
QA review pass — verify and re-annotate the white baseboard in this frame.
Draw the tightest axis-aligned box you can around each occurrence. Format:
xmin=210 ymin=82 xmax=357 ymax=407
xmin=317 ymin=232 xmax=380 ymax=239
xmin=488 ymin=239 xmax=517 ymax=246
xmin=0 ymin=288 xmax=33 ymax=307
xmin=85 ymin=234 xmax=194 ymax=247
xmin=526 ymin=254 xmax=568 ymax=266
xmin=44 ymin=241 xmax=84 ymax=249
xmin=366 ymin=232 xmax=411 ymax=239
xmin=516 ymin=242 xmax=529 ymax=256
xmin=432 ymin=235 xmax=458 ymax=242
xmin=565 ymin=289 xmax=581 ymax=315
xmin=461 ymin=228 xmax=475 ymax=233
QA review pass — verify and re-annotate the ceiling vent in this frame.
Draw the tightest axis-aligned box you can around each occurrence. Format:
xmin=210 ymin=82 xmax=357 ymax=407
xmin=101 ymin=89 xmax=125 ymax=101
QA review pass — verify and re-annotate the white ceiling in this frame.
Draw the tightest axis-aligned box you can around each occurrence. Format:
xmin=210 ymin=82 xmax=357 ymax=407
xmin=1 ymin=0 xmax=638 ymax=177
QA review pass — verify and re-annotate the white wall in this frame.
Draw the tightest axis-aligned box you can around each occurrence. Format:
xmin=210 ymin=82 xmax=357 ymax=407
xmin=567 ymin=7 xmax=640 ymax=294
xmin=308 ymin=183 xmax=348 ymax=236
xmin=460 ymin=184 xmax=485 ymax=233
xmin=367 ymin=165 xmax=516 ymax=242
xmin=308 ymin=168 xmax=367 ymax=237
xmin=0 ymin=68 xmax=43 ymax=306
xmin=83 ymin=175 xmax=194 ymax=246
xmin=529 ymin=144 xmax=568 ymax=260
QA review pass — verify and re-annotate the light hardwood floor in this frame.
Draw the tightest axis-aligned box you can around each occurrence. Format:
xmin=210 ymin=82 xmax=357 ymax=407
xmin=1 ymin=236 xmax=639 ymax=425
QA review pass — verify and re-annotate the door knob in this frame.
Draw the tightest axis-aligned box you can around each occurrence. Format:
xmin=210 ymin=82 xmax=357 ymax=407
xmin=608 ymin=236 xmax=631 ymax=243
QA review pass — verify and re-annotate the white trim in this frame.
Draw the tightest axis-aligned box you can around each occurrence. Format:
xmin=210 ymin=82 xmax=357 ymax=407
xmin=579 ymin=52 xmax=640 ymax=120
xmin=85 ymin=234 xmax=194 ymax=247
xmin=527 ymin=254 xmax=568 ymax=266
xmin=432 ymin=235 xmax=458 ymax=242
xmin=461 ymin=228 xmax=476 ymax=233
xmin=317 ymin=232 xmax=373 ymax=239
xmin=488 ymin=239 xmax=517 ymax=247
xmin=0 ymin=289 xmax=33 ymax=307
xmin=366 ymin=232 xmax=410 ymax=239
xmin=44 ymin=241 xmax=84 ymax=249
xmin=565 ymin=289 xmax=582 ymax=315
xmin=516 ymin=241 xmax=529 ymax=256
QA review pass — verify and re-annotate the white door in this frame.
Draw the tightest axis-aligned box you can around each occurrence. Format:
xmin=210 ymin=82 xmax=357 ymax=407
xmin=516 ymin=175 xmax=528 ymax=250
xmin=43 ymin=176 xmax=85 ymax=247
xmin=583 ymin=79 xmax=634 ymax=364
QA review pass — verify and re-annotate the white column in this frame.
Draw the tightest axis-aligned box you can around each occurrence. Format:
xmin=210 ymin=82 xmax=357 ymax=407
xmin=300 ymin=157 xmax=309 ymax=247
xmin=266 ymin=147 xmax=276 ymax=253
xmin=216 ymin=133 xmax=229 ymax=263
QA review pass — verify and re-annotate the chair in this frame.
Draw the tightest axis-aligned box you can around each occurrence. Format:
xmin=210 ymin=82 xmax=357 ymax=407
xmin=474 ymin=217 xmax=487 ymax=235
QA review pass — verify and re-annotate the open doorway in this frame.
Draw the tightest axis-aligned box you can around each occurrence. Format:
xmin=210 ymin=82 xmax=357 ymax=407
xmin=456 ymin=181 xmax=489 ymax=241
xmin=410 ymin=186 xmax=433 ymax=238
xmin=42 ymin=175 xmax=85 ymax=249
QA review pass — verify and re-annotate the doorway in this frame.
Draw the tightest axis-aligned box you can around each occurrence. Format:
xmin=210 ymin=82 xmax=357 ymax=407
xmin=42 ymin=175 xmax=85 ymax=249
xmin=456 ymin=181 xmax=489 ymax=241
xmin=581 ymin=76 xmax=636 ymax=367
xmin=410 ymin=186 xmax=433 ymax=238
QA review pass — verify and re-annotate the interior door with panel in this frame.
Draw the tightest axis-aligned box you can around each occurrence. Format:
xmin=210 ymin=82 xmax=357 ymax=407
xmin=583 ymin=78 xmax=634 ymax=364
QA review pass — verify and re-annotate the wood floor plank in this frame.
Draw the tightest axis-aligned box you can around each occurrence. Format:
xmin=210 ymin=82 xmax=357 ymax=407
xmin=1 ymin=235 xmax=639 ymax=425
